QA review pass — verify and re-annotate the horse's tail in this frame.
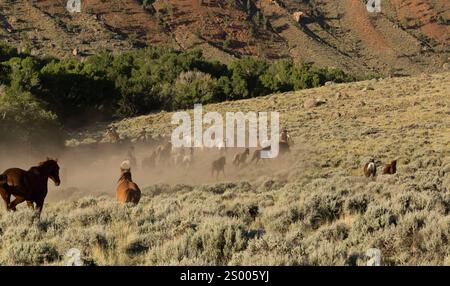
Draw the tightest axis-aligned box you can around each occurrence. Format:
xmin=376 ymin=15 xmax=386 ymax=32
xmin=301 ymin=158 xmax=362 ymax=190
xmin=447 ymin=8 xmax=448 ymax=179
xmin=127 ymin=187 xmax=141 ymax=205
xmin=0 ymin=174 xmax=6 ymax=184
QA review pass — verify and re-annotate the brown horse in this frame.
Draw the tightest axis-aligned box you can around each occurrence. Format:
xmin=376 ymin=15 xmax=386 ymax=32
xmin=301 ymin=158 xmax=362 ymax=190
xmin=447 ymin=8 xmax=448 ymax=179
xmin=363 ymin=159 xmax=377 ymax=178
xmin=251 ymin=142 xmax=290 ymax=164
xmin=383 ymin=160 xmax=397 ymax=175
xmin=233 ymin=148 xmax=250 ymax=168
xmin=251 ymin=146 xmax=269 ymax=165
xmin=116 ymin=161 xmax=141 ymax=205
xmin=0 ymin=158 xmax=60 ymax=214
xmin=211 ymin=156 xmax=226 ymax=179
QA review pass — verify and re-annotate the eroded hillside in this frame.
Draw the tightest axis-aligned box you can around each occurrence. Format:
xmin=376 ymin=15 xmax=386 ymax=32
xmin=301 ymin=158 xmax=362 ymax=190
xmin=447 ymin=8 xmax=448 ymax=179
xmin=0 ymin=0 xmax=448 ymax=75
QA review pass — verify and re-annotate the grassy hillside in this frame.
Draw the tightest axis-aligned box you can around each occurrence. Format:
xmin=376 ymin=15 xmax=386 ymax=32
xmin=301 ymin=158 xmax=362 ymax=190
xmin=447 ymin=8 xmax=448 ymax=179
xmin=0 ymin=72 xmax=448 ymax=265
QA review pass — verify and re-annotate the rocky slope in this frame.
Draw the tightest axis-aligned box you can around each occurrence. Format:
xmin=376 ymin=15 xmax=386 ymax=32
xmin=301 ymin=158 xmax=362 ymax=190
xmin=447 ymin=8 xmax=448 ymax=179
xmin=0 ymin=0 xmax=448 ymax=75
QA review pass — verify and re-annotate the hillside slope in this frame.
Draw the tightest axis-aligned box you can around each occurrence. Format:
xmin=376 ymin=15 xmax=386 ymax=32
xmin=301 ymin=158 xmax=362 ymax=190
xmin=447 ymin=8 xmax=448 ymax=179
xmin=79 ymin=72 xmax=450 ymax=162
xmin=0 ymin=0 xmax=448 ymax=75
xmin=65 ymin=72 xmax=449 ymax=198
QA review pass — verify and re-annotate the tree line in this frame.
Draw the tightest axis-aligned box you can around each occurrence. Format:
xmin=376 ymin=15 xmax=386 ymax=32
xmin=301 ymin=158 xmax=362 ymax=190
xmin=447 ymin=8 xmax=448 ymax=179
xmin=0 ymin=42 xmax=367 ymax=146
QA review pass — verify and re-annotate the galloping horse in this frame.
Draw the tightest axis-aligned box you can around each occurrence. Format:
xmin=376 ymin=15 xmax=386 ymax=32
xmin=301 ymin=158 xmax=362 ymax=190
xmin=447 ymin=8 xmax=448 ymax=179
xmin=211 ymin=156 xmax=226 ymax=179
xmin=251 ymin=145 xmax=271 ymax=165
xmin=116 ymin=161 xmax=141 ymax=205
xmin=233 ymin=148 xmax=250 ymax=168
xmin=383 ymin=160 xmax=397 ymax=175
xmin=251 ymin=142 xmax=290 ymax=164
xmin=0 ymin=158 xmax=60 ymax=214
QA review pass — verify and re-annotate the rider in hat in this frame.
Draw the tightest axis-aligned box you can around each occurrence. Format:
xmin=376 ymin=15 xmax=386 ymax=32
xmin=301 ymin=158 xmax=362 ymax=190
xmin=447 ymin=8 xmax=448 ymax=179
xmin=137 ymin=127 xmax=148 ymax=143
xmin=280 ymin=127 xmax=293 ymax=144
xmin=106 ymin=126 xmax=120 ymax=143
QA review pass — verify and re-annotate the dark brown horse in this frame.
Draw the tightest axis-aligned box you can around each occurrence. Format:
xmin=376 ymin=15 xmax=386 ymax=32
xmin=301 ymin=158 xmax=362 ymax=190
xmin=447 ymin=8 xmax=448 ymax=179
xmin=211 ymin=156 xmax=226 ymax=179
xmin=0 ymin=158 xmax=60 ymax=214
xmin=383 ymin=160 xmax=397 ymax=175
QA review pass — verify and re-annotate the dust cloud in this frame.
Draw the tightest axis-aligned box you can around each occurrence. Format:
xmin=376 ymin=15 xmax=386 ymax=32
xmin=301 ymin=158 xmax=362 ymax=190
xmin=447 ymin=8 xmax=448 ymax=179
xmin=0 ymin=140 xmax=304 ymax=203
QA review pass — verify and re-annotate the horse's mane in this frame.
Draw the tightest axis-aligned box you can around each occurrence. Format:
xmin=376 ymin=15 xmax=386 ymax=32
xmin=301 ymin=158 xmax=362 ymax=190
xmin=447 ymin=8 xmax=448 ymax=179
xmin=28 ymin=166 xmax=41 ymax=175
xmin=38 ymin=158 xmax=58 ymax=167
xmin=118 ymin=171 xmax=132 ymax=183
xmin=27 ymin=159 xmax=58 ymax=174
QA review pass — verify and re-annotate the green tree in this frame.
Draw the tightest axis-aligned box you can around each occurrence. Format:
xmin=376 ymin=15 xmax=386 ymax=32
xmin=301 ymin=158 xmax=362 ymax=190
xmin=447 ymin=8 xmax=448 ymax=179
xmin=0 ymin=87 xmax=60 ymax=146
xmin=39 ymin=59 xmax=118 ymax=126
xmin=0 ymin=42 xmax=18 ymax=62
xmin=5 ymin=57 xmax=40 ymax=92
xmin=229 ymin=57 xmax=269 ymax=99
xmin=173 ymin=71 xmax=218 ymax=109
xmin=260 ymin=59 xmax=294 ymax=92
xmin=291 ymin=62 xmax=321 ymax=89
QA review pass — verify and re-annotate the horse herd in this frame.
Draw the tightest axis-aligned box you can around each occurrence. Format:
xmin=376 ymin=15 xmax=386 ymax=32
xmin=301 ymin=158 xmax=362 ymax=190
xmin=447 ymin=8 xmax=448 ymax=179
xmin=0 ymin=137 xmax=398 ymax=216
xmin=138 ymin=140 xmax=291 ymax=172
xmin=0 ymin=137 xmax=292 ymax=215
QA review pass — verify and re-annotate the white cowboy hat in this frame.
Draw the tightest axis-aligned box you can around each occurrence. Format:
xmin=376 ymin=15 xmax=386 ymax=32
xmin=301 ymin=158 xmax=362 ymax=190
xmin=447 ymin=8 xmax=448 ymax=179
xmin=120 ymin=160 xmax=131 ymax=171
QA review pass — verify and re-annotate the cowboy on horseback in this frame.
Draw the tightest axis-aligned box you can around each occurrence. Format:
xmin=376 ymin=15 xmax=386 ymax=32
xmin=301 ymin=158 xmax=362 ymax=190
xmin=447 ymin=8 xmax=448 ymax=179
xmin=106 ymin=126 xmax=120 ymax=143
xmin=280 ymin=128 xmax=294 ymax=144
xmin=137 ymin=128 xmax=148 ymax=143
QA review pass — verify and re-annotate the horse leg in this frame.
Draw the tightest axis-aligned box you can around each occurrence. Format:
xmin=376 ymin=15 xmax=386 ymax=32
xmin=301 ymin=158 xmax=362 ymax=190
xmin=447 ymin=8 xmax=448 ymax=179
xmin=27 ymin=201 xmax=35 ymax=209
xmin=9 ymin=196 xmax=26 ymax=211
xmin=5 ymin=195 xmax=11 ymax=211
xmin=35 ymin=201 xmax=44 ymax=216
xmin=0 ymin=188 xmax=11 ymax=211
